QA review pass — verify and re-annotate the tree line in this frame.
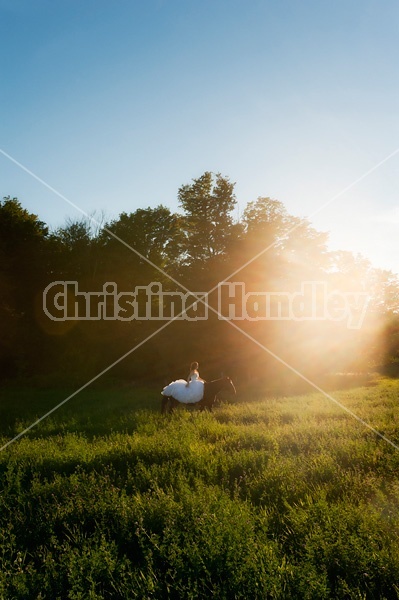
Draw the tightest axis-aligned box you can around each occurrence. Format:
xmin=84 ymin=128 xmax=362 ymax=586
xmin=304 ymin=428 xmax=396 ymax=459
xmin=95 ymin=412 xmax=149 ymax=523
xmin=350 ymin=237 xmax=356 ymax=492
xmin=1 ymin=171 xmax=398 ymax=388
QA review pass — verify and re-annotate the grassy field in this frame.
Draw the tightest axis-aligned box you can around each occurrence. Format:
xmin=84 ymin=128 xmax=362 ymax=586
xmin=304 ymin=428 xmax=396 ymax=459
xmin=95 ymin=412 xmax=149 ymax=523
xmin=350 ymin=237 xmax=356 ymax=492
xmin=1 ymin=377 xmax=399 ymax=599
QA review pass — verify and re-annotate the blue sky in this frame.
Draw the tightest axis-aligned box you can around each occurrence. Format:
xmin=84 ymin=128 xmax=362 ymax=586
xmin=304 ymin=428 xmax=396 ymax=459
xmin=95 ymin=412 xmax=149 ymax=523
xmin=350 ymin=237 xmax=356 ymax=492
xmin=1 ymin=0 xmax=398 ymax=273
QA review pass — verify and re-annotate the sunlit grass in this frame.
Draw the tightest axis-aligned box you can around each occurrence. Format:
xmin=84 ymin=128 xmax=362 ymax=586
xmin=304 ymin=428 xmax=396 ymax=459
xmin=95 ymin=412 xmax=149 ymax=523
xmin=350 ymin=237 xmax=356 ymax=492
xmin=1 ymin=377 xmax=399 ymax=597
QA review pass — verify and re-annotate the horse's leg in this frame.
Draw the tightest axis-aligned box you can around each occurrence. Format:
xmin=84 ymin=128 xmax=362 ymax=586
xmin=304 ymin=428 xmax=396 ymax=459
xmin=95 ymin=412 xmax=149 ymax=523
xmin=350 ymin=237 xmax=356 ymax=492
xmin=161 ymin=396 xmax=170 ymax=414
xmin=199 ymin=396 xmax=214 ymax=412
xmin=169 ymin=398 xmax=179 ymax=413
xmin=163 ymin=396 xmax=178 ymax=414
xmin=207 ymin=396 xmax=215 ymax=412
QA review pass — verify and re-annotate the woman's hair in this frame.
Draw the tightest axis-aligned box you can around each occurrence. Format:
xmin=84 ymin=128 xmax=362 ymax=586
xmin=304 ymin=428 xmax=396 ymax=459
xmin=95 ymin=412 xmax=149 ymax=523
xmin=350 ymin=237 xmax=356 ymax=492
xmin=190 ymin=361 xmax=199 ymax=370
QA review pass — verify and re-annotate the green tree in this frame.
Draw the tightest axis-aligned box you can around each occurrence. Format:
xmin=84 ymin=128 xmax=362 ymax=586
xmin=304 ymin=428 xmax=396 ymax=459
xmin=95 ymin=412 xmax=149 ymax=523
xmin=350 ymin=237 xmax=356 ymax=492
xmin=240 ymin=196 xmax=330 ymax=285
xmin=99 ymin=205 xmax=184 ymax=285
xmin=0 ymin=197 xmax=49 ymax=376
xmin=47 ymin=216 xmax=101 ymax=284
xmin=178 ymin=172 xmax=242 ymax=270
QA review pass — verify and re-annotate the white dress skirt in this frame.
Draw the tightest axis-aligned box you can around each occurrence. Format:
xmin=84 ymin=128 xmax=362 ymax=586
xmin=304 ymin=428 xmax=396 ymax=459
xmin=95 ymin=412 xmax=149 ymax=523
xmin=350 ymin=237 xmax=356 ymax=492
xmin=162 ymin=374 xmax=204 ymax=404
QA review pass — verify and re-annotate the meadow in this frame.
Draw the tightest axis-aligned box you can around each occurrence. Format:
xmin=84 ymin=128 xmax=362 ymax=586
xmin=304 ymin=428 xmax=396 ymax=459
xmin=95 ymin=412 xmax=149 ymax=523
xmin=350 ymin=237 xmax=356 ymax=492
xmin=1 ymin=377 xmax=399 ymax=599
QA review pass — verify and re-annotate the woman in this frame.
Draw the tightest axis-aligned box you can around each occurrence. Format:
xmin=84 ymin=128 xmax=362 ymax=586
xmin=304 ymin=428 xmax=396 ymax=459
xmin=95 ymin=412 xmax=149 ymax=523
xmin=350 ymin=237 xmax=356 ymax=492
xmin=162 ymin=361 xmax=205 ymax=404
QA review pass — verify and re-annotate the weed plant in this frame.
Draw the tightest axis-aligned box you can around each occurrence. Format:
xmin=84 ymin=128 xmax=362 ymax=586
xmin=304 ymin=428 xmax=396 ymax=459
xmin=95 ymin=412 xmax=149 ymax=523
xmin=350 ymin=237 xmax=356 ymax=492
xmin=1 ymin=378 xmax=399 ymax=598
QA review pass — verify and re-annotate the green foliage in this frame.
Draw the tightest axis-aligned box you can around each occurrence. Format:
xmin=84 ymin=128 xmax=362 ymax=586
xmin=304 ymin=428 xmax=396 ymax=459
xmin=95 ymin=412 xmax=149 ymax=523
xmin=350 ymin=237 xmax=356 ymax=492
xmin=1 ymin=378 xmax=399 ymax=598
xmin=0 ymin=197 xmax=50 ymax=378
xmin=2 ymin=174 xmax=399 ymax=385
xmin=178 ymin=171 xmax=242 ymax=270
xmin=100 ymin=206 xmax=184 ymax=281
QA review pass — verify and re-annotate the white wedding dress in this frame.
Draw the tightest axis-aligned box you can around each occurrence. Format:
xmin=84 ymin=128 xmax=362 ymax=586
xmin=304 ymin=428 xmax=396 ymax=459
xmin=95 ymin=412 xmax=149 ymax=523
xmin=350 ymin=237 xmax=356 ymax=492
xmin=161 ymin=372 xmax=204 ymax=404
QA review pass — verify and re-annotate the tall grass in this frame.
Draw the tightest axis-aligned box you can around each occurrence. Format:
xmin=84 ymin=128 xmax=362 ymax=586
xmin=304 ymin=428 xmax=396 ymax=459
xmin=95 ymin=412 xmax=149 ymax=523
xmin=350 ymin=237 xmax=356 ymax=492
xmin=1 ymin=378 xmax=399 ymax=598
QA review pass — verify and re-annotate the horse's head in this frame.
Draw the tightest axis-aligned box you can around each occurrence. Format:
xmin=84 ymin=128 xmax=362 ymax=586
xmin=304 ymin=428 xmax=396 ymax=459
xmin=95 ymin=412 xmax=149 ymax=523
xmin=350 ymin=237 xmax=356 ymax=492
xmin=223 ymin=376 xmax=236 ymax=395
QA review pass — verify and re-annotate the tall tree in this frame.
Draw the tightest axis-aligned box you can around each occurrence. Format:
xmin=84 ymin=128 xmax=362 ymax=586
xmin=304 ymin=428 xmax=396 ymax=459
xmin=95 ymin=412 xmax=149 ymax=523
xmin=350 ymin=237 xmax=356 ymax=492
xmin=48 ymin=217 xmax=99 ymax=284
xmin=178 ymin=172 xmax=242 ymax=270
xmin=0 ymin=197 xmax=49 ymax=376
xmin=99 ymin=205 xmax=184 ymax=285
xmin=240 ymin=196 xmax=330 ymax=286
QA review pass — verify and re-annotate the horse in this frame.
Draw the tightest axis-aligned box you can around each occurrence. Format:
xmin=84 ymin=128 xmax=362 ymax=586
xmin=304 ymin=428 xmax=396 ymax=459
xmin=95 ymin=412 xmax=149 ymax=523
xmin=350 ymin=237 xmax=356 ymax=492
xmin=161 ymin=376 xmax=236 ymax=414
